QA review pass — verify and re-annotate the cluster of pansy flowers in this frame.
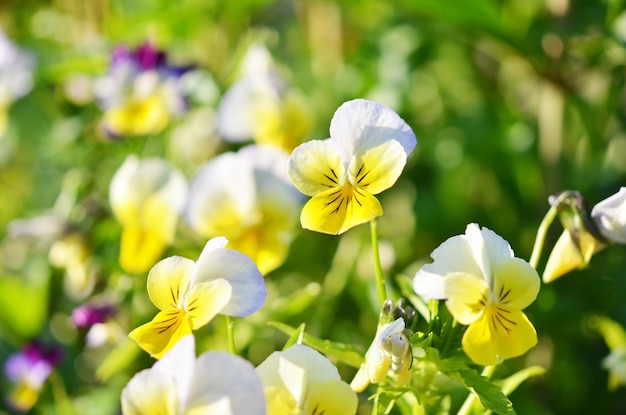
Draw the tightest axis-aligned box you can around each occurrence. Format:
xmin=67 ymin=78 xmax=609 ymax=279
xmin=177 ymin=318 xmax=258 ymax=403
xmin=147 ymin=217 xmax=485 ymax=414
xmin=4 ymin=34 xmax=626 ymax=415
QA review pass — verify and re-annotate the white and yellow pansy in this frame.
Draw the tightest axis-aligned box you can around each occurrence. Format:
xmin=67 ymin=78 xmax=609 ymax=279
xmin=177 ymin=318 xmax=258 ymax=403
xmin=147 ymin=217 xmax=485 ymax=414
xmin=121 ymin=335 xmax=266 ymax=415
xmin=288 ymin=98 xmax=416 ymax=235
xmin=414 ymin=223 xmax=540 ymax=366
xmin=128 ymin=237 xmax=266 ymax=359
xmin=109 ymin=155 xmax=187 ymax=274
xmin=185 ymin=144 xmax=302 ymax=275
xmin=256 ymin=344 xmax=358 ymax=415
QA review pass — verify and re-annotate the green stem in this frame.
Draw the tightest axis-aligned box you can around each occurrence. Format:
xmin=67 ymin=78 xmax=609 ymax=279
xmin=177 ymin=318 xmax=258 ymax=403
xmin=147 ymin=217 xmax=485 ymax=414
xmin=49 ymin=370 xmax=74 ymax=415
xmin=225 ymin=315 xmax=236 ymax=354
xmin=457 ymin=365 xmax=497 ymax=415
xmin=370 ymin=219 xmax=387 ymax=307
xmin=529 ymin=203 xmax=560 ymax=269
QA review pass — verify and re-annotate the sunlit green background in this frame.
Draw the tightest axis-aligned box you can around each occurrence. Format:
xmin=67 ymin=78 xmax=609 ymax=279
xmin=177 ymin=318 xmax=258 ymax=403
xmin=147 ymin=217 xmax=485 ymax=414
xmin=1 ymin=0 xmax=626 ymax=413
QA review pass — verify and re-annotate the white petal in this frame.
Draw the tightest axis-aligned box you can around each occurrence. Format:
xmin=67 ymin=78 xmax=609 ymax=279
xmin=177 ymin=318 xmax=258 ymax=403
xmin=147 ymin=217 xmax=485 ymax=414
xmin=256 ymin=344 xmax=341 ymax=407
xmin=194 ymin=238 xmax=266 ymax=316
xmin=329 ymin=99 xmax=416 ymax=162
xmin=121 ymin=369 xmax=179 ymax=415
xmin=110 ymin=156 xmax=187 ymax=225
xmin=185 ymin=152 xmax=256 ymax=235
xmin=591 ymin=187 xmax=626 ymax=244
xmin=152 ymin=334 xmax=196 ymax=405
xmin=466 ymin=224 xmax=514 ymax=287
xmin=187 ymin=351 xmax=266 ymax=415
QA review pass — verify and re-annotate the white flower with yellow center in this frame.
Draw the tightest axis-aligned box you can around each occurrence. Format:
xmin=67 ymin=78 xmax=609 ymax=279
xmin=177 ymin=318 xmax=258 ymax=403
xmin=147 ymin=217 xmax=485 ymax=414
xmin=288 ymin=99 xmax=416 ymax=235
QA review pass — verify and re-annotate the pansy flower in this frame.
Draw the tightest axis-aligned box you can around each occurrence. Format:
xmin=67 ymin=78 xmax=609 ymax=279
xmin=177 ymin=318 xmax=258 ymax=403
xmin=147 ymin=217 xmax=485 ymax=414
xmin=185 ymin=145 xmax=302 ymax=275
xmin=122 ymin=335 xmax=266 ymax=414
xmin=256 ymin=344 xmax=358 ymax=415
xmin=216 ymin=43 xmax=312 ymax=151
xmin=129 ymin=237 xmax=266 ymax=359
xmin=288 ymin=99 xmax=416 ymax=235
xmin=351 ymin=317 xmax=413 ymax=392
xmin=4 ymin=341 xmax=62 ymax=412
xmin=109 ymin=155 xmax=187 ymax=274
xmin=413 ymin=223 xmax=540 ymax=366
xmin=93 ymin=41 xmax=191 ymax=137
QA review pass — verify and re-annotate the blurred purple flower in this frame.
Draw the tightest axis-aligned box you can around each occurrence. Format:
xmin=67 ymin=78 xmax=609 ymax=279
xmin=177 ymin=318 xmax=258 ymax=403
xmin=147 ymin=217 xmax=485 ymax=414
xmin=4 ymin=341 xmax=62 ymax=412
xmin=93 ymin=40 xmax=194 ymax=137
xmin=71 ymin=302 xmax=116 ymax=328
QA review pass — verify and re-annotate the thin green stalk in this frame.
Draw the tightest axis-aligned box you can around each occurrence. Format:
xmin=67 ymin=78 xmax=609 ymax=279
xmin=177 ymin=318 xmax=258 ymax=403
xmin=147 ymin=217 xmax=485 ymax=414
xmin=225 ymin=315 xmax=236 ymax=354
xmin=370 ymin=219 xmax=387 ymax=307
xmin=529 ymin=203 xmax=560 ymax=269
xmin=50 ymin=370 xmax=74 ymax=415
xmin=457 ymin=365 xmax=497 ymax=415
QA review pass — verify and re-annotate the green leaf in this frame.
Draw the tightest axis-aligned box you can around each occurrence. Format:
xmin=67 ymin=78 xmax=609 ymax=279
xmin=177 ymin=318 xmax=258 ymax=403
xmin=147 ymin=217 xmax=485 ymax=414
xmin=282 ymin=323 xmax=306 ymax=350
xmin=0 ymin=271 xmax=49 ymax=339
xmin=449 ymin=370 xmax=515 ymax=415
xmin=268 ymin=321 xmax=364 ymax=368
xmin=498 ymin=365 xmax=546 ymax=397
xmin=588 ymin=315 xmax=626 ymax=350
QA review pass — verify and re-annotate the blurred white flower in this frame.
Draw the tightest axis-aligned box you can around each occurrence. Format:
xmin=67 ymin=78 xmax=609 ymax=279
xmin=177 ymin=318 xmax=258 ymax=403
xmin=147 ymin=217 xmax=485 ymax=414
xmin=216 ymin=44 xmax=312 ymax=151
xmin=185 ymin=144 xmax=302 ymax=275
xmin=109 ymin=155 xmax=187 ymax=274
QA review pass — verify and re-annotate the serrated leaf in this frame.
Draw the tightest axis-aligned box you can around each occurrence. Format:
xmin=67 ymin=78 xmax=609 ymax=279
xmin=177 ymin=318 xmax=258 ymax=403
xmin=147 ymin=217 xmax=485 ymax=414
xmin=268 ymin=321 xmax=364 ymax=368
xmin=449 ymin=369 xmax=515 ymax=415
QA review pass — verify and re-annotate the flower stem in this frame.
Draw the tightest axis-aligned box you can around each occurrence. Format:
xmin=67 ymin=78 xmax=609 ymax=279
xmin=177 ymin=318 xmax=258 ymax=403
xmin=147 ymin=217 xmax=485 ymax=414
xmin=529 ymin=203 xmax=560 ymax=269
xmin=225 ymin=315 xmax=236 ymax=354
xmin=457 ymin=365 xmax=497 ymax=415
xmin=370 ymin=218 xmax=388 ymax=307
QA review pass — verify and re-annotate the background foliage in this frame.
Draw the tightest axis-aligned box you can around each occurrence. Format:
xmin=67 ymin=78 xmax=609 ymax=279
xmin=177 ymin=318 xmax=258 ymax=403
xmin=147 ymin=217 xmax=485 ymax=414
xmin=1 ymin=0 xmax=626 ymax=413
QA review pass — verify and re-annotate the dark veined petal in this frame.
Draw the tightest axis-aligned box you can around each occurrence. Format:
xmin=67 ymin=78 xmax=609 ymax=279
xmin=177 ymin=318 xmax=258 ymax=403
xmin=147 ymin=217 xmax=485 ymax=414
xmin=300 ymin=185 xmax=383 ymax=235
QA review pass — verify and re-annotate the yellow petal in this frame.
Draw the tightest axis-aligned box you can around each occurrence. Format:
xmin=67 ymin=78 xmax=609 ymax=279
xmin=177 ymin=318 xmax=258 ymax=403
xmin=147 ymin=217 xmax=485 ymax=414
xmin=129 ymin=309 xmax=192 ymax=359
xmin=444 ymin=272 xmax=490 ymax=325
xmin=348 ymin=140 xmax=407 ymax=194
xmin=227 ymin=226 xmax=289 ymax=276
xmin=288 ymin=140 xmax=345 ymax=196
xmin=186 ymin=279 xmax=233 ymax=330
xmin=8 ymin=382 xmax=39 ymax=413
xmin=492 ymin=257 xmax=540 ymax=309
xmin=462 ymin=305 xmax=538 ymax=366
xmin=300 ymin=185 xmax=382 ymax=235
xmin=119 ymin=225 xmax=169 ymax=274
xmin=263 ymin=385 xmax=298 ymax=415
xmin=304 ymin=379 xmax=358 ymax=415
xmin=543 ymin=229 xmax=600 ymax=283
xmin=147 ymin=256 xmax=196 ymax=311
xmin=103 ymin=95 xmax=169 ymax=136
